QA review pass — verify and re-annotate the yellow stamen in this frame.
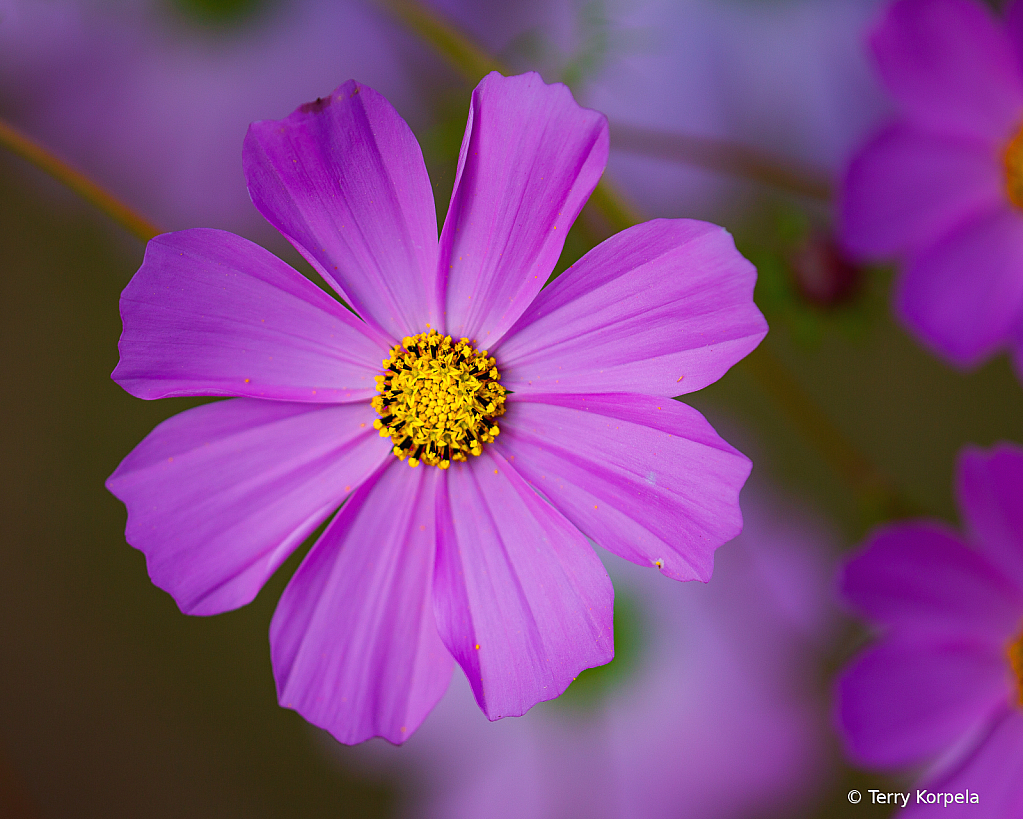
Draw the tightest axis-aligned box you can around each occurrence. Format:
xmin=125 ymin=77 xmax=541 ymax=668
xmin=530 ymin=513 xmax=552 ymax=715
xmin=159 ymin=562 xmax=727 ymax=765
xmin=1004 ymin=125 xmax=1023 ymax=209
xmin=1009 ymin=630 xmax=1023 ymax=706
xmin=371 ymin=329 xmax=507 ymax=468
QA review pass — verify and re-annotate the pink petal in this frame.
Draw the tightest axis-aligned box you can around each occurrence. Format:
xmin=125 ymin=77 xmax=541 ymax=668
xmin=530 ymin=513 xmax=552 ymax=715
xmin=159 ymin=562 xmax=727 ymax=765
xmin=840 ymin=522 xmax=1023 ymax=642
xmin=840 ymin=124 xmax=1004 ymax=260
xmin=113 ymin=229 xmax=391 ymax=402
xmin=270 ymin=462 xmax=453 ymax=745
xmin=439 ymin=72 xmax=609 ymax=346
xmin=837 ymin=638 xmax=1014 ymax=767
xmin=896 ymin=206 xmax=1023 ymax=367
xmin=957 ymin=444 xmax=1023 ymax=586
xmin=906 ymin=710 xmax=1023 ymax=817
xmin=106 ymin=399 xmax=390 ymax=615
xmin=871 ymin=0 xmax=1023 ymax=143
xmin=432 ymin=449 xmax=614 ymax=720
xmin=494 ymin=394 xmax=751 ymax=582
xmin=244 ymin=81 xmax=440 ymax=340
xmin=496 ymin=219 xmax=766 ymax=398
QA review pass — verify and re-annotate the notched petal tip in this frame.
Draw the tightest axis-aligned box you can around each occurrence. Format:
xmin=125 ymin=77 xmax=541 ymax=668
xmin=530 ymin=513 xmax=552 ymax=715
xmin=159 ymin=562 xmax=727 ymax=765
xmin=110 ymin=228 xmax=388 ymax=402
xmin=270 ymin=464 xmax=454 ymax=746
xmin=298 ymin=95 xmax=334 ymax=115
xmin=441 ymin=70 xmax=610 ymax=344
xmin=475 ymin=69 xmax=610 ymax=125
xmin=107 ymin=399 xmax=389 ymax=617
xmin=250 ymin=80 xmax=363 ymax=125
xmin=244 ymin=79 xmax=441 ymax=340
xmin=433 ymin=452 xmax=614 ymax=721
xmin=497 ymin=218 xmax=767 ymax=398
xmin=294 ymin=79 xmax=369 ymax=116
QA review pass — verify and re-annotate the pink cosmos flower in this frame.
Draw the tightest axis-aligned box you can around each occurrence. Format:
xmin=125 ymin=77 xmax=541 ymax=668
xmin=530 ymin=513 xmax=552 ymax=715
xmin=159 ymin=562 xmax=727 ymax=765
xmin=840 ymin=0 xmax=1023 ymax=374
xmin=105 ymin=71 xmax=767 ymax=745
xmin=837 ymin=443 xmax=1023 ymax=815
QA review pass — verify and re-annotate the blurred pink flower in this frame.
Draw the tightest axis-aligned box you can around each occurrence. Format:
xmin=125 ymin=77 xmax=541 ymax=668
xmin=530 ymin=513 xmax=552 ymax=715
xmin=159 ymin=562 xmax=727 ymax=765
xmin=840 ymin=0 xmax=1023 ymax=375
xmin=838 ymin=443 xmax=1023 ymax=815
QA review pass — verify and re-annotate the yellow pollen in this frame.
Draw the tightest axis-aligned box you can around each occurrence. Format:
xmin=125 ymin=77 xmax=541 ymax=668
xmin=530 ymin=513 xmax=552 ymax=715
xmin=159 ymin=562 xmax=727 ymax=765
xmin=1010 ymin=629 xmax=1023 ymax=706
xmin=1004 ymin=124 xmax=1023 ymax=209
xmin=371 ymin=329 xmax=507 ymax=468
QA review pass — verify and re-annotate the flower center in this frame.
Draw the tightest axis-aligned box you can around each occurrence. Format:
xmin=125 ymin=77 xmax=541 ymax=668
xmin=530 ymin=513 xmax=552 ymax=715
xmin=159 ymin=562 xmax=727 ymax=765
xmin=1010 ymin=630 xmax=1023 ymax=707
xmin=1004 ymin=124 xmax=1023 ymax=210
xmin=371 ymin=329 xmax=506 ymax=469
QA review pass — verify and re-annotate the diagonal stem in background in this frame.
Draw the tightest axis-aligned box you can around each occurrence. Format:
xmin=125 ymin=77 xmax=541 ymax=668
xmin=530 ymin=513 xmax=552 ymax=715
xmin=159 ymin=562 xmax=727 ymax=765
xmin=0 ymin=118 xmax=160 ymax=243
xmin=378 ymin=0 xmax=502 ymax=79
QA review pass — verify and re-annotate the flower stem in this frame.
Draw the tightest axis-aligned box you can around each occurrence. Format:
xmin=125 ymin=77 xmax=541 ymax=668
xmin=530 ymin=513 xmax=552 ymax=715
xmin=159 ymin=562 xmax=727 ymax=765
xmin=376 ymin=0 xmax=503 ymax=81
xmin=611 ymin=123 xmax=832 ymax=201
xmin=0 ymin=118 xmax=160 ymax=243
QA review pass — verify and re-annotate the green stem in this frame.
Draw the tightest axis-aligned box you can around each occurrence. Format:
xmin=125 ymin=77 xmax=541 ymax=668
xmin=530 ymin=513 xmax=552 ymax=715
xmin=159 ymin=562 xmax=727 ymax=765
xmin=377 ymin=0 xmax=503 ymax=81
xmin=0 ymin=118 xmax=160 ymax=243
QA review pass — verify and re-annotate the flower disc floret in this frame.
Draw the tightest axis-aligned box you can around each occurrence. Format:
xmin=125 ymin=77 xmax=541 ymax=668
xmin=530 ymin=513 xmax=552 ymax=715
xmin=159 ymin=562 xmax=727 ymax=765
xmin=1011 ymin=629 xmax=1023 ymax=706
xmin=371 ymin=330 xmax=506 ymax=469
xmin=1004 ymin=125 xmax=1023 ymax=210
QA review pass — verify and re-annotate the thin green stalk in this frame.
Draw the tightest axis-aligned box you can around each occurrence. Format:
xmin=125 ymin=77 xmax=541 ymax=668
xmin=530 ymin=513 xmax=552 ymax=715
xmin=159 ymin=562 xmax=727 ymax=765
xmin=0 ymin=118 xmax=160 ymax=242
xmin=377 ymin=0 xmax=503 ymax=80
